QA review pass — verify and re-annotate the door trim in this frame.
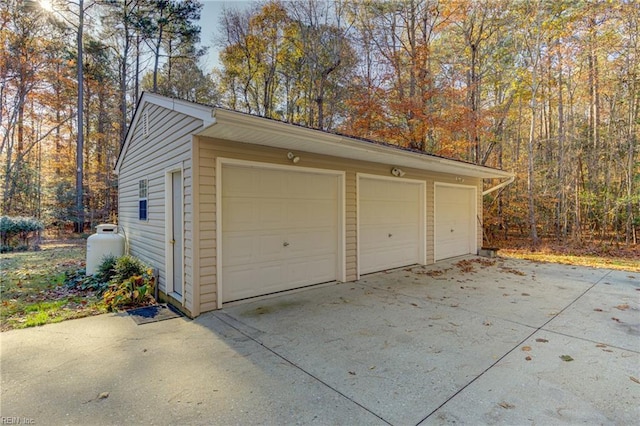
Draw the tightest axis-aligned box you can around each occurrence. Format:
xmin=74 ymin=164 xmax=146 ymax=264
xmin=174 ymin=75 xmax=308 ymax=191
xmin=216 ymin=157 xmax=346 ymax=308
xmin=165 ymin=166 xmax=184 ymax=303
xmin=434 ymin=182 xmax=477 ymax=261
xmin=356 ymin=173 xmax=426 ymax=279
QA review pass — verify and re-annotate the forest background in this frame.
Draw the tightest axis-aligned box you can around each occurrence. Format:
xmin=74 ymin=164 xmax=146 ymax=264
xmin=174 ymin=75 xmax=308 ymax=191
xmin=1 ymin=0 xmax=638 ymax=252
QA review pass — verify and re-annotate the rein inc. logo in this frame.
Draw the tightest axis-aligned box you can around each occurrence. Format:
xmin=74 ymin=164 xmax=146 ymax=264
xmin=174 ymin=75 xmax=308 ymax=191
xmin=1 ymin=418 xmax=35 ymax=425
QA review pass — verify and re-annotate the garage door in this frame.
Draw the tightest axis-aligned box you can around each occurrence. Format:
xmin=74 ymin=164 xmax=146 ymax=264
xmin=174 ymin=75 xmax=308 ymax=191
xmin=359 ymin=176 xmax=424 ymax=274
xmin=435 ymin=184 xmax=476 ymax=261
xmin=221 ymin=164 xmax=340 ymax=303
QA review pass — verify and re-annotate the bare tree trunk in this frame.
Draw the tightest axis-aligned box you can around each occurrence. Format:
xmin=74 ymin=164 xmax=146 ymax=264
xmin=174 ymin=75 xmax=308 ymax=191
xmin=556 ymin=50 xmax=567 ymax=241
xmin=75 ymin=0 xmax=85 ymax=233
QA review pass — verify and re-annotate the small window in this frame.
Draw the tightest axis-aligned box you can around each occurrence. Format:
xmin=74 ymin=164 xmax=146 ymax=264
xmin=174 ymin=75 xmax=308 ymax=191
xmin=139 ymin=179 xmax=148 ymax=221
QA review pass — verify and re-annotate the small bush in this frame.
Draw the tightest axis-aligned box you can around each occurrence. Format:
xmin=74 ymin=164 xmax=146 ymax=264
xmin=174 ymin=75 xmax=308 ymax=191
xmin=0 ymin=216 xmax=44 ymax=251
xmin=103 ymin=269 xmax=155 ymax=310
xmin=95 ymin=254 xmax=118 ymax=283
xmin=111 ymin=255 xmax=146 ymax=285
xmin=101 ymin=255 xmax=155 ymax=310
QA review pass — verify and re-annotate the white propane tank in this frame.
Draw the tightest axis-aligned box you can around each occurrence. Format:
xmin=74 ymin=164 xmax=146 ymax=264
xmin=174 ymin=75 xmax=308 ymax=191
xmin=86 ymin=224 xmax=125 ymax=275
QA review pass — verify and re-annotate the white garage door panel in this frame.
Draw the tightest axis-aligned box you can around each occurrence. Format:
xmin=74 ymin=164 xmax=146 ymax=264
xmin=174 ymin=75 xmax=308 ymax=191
xmin=359 ymin=178 xmax=423 ymax=275
xmin=222 ymin=165 xmax=339 ymax=303
xmin=435 ymin=185 xmax=475 ymax=260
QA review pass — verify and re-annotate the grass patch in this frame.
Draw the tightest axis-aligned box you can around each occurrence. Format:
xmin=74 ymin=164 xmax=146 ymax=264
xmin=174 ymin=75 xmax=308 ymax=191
xmin=500 ymin=249 xmax=640 ymax=272
xmin=1 ymin=239 xmax=107 ymax=331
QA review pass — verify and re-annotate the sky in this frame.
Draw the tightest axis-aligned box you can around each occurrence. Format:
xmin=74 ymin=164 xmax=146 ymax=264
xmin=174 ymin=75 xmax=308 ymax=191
xmin=198 ymin=0 xmax=256 ymax=70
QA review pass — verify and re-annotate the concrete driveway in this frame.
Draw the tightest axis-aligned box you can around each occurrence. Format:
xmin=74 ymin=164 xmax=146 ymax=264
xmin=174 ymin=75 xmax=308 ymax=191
xmin=1 ymin=257 xmax=639 ymax=425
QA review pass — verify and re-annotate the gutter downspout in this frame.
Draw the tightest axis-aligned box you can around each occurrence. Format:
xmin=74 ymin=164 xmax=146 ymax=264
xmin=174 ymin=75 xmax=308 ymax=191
xmin=483 ymin=176 xmax=515 ymax=196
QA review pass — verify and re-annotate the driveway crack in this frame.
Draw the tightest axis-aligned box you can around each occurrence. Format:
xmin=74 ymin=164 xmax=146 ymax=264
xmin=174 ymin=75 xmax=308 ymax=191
xmin=213 ymin=311 xmax=393 ymax=425
xmin=414 ymin=270 xmax=612 ymax=425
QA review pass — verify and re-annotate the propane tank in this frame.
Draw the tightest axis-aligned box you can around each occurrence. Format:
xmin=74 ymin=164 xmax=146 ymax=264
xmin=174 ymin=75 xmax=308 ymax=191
xmin=86 ymin=224 xmax=125 ymax=275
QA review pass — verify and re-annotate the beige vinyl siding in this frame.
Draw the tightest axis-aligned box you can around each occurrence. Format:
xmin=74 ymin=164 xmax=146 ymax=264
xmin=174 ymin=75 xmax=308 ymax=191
xmin=195 ymin=137 xmax=482 ymax=313
xmin=196 ymin=138 xmax=218 ymax=313
xmin=117 ymin=103 xmax=202 ymax=315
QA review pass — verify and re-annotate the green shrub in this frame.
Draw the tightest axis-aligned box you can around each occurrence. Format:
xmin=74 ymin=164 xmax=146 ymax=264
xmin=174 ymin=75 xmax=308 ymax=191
xmin=103 ymin=269 xmax=155 ymax=310
xmin=102 ymin=255 xmax=155 ymax=310
xmin=0 ymin=216 xmax=44 ymax=251
xmin=111 ymin=255 xmax=147 ymax=284
xmin=95 ymin=254 xmax=118 ymax=283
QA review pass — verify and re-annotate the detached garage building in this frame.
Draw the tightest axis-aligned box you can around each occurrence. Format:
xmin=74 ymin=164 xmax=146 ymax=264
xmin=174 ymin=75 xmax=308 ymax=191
xmin=115 ymin=93 xmax=514 ymax=317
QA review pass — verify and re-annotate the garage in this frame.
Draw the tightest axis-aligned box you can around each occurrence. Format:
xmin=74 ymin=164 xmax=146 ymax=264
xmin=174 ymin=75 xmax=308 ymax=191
xmin=358 ymin=175 xmax=425 ymax=275
xmin=435 ymin=184 xmax=476 ymax=261
xmin=220 ymin=162 xmax=343 ymax=302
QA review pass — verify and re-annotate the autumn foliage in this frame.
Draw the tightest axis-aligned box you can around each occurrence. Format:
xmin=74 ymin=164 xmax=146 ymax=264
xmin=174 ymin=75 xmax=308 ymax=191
xmin=1 ymin=0 xmax=638 ymax=248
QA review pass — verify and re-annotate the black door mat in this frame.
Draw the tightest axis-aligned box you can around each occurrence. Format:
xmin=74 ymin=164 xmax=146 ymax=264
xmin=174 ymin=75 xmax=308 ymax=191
xmin=126 ymin=304 xmax=183 ymax=325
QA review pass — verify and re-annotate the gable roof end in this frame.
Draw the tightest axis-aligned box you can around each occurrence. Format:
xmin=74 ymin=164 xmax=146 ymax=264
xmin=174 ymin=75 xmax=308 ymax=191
xmin=114 ymin=92 xmax=215 ymax=174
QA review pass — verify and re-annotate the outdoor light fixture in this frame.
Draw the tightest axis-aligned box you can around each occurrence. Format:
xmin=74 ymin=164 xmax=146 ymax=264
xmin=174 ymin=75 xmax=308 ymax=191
xmin=391 ymin=167 xmax=405 ymax=177
xmin=287 ymin=152 xmax=300 ymax=164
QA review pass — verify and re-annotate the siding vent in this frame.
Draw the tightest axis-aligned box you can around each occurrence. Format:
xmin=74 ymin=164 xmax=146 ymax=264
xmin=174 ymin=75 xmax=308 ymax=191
xmin=142 ymin=111 xmax=149 ymax=138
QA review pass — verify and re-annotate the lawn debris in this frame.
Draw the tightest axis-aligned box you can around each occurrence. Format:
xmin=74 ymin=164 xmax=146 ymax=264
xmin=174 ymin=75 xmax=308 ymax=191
xmin=499 ymin=267 xmax=526 ymax=276
xmin=631 ymin=377 xmax=640 ymax=385
xmin=535 ymin=338 xmax=549 ymax=343
xmin=594 ymin=308 xmax=604 ymax=312
xmin=498 ymin=401 xmax=515 ymax=409
xmin=559 ymin=355 xmax=574 ymax=362
xmin=454 ymin=259 xmax=476 ymax=273
xmin=612 ymin=317 xmax=622 ymax=323
xmin=525 ymin=356 xmax=532 ymax=361
xmin=521 ymin=346 xmax=532 ymax=352
xmin=615 ymin=304 xmax=630 ymax=311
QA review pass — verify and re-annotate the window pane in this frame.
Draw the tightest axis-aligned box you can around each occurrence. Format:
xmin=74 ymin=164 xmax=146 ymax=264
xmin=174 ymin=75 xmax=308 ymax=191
xmin=139 ymin=179 xmax=147 ymax=198
xmin=139 ymin=199 xmax=148 ymax=221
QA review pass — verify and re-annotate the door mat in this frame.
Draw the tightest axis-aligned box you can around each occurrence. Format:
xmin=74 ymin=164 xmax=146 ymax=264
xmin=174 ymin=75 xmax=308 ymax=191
xmin=126 ymin=304 xmax=183 ymax=325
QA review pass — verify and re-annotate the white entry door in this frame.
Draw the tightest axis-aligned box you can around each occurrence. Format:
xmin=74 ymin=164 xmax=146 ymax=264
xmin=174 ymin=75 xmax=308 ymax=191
xmin=358 ymin=176 xmax=425 ymax=275
xmin=435 ymin=184 xmax=476 ymax=260
xmin=221 ymin=163 xmax=341 ymax=303
xmin=169 ymin=170 xmax=183 ymax=297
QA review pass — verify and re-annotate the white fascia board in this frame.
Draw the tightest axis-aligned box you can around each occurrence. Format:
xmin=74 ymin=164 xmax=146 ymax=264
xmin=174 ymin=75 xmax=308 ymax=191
xmin=198 ymin=109 xmax=513 ymax=180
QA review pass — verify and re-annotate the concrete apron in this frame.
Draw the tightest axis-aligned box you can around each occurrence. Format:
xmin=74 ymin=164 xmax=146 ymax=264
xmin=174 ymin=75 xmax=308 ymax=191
xmin=217 ymin=257 xmax=640 ymax=425
xmin=1 ymin=257 xmax=638 ymax=425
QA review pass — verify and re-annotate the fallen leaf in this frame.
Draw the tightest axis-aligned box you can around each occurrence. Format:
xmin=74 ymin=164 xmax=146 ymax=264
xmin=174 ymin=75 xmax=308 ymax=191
xmin=560 ymin=355 xmax=574 ymax=362
xmin=98 ymin=392 xmax=109 ymax=399
xmin=535 ymin=338 xmax=549 ymax=343
xmin=631 ymin=377 xmax=640 ymax=385
xmin=410 ymin=303 xmax=418 ymax=307
xmin=595 ymin=344 xmax=607 ymax=348
xmin=348 ymin=371 xmax=356 ymax=375
xmin=498 ymin=401 xmax=515 ymax=409
xmin=521 ymin=346 xmax=532 ymax=352
xmin=593 ymin=308 xmax=603 ymax=312
xmin=602 ymin=349 xmax=613 ymax=353
xmin=483 ymin=320 xmax=492 ymax=326
xmin=612 ymin=317 xmax=622 ymax=323
xmin=521 ymin=293 xmax=530 ymax=296
xmin=525 ymin=356 xmax=532 ymax=361
xmin=369 ymin=366 xmax=376 ymax=370
xmin=615 ymin=304 xmax=629 ymax=311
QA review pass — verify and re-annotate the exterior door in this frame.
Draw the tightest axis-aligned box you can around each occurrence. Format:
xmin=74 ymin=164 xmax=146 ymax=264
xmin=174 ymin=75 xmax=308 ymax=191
xmin=358 ymin=176 xmax=425 ymax=275
xmin=221 ymin=164 xmax=340 ymax=303
xmin=171 ymin=171 xmax=183 ymax=296
xmin=435 ymin=184 xmax=476 ymax=261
